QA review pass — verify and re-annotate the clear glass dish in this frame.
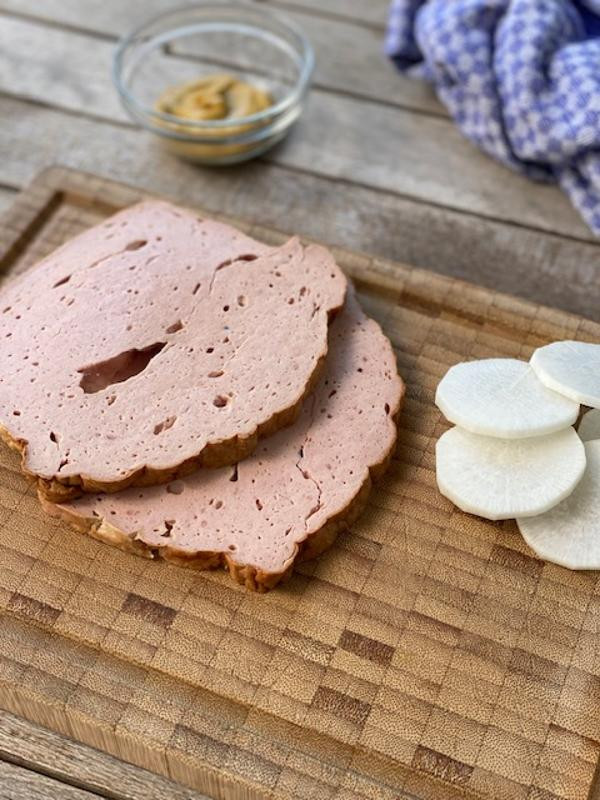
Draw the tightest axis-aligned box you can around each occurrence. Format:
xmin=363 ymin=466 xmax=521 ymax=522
xmin=113 ymin=1 xmax=314 ymax=165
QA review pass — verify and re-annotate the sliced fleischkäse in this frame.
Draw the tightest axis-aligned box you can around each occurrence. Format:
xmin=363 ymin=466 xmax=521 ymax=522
xmin=0 ymin=201 xmax=347 ymax=501
xmin=41 ymin=292 xmax=404 ymax=592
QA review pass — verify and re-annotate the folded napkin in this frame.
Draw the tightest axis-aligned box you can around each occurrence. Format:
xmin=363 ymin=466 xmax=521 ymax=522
xmin=386 ymin=0 xmax=600 ymax=234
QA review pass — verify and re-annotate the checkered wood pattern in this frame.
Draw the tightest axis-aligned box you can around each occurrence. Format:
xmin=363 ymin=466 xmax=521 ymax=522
xmin=0 ymin=167 xmax=599 ymax=800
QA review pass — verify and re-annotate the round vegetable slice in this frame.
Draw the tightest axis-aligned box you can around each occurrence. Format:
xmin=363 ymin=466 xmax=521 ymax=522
xmin=435 ymin=359 xmax=579 ymax=438
xmin=436 ymin=426 xmax=586 ymax=521
xmin=530 ymin=341 xmax=600 ymax=409
xmin=579 ymin=408 xmax=600 ymax=442
xmin=517 ymin=441 xmax=600 ymax=569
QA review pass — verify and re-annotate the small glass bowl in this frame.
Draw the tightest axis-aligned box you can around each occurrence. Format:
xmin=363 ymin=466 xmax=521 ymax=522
xmin=113 ymin=1 xmax=314 ymax=165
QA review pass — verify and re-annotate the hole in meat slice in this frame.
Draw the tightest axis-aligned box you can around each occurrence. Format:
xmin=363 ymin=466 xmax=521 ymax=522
xmin=154 ymin=416 xmax=176 ymax=435
xmin=125 ymin=240 xmax=147 ymax=251
xmin=165 ymin=320 xmax=183 ymax=334
xmin=215 ymin=253 xmax=259 ymax=272
xmin=78 ymin=342 xmax=166 ymax=394
xmin=53 ymin=275 xmax=71 ymax=288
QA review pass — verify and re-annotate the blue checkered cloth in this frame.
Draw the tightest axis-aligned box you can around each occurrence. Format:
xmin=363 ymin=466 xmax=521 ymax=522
xmin=385 ymin=0 xmax=600 ymax=234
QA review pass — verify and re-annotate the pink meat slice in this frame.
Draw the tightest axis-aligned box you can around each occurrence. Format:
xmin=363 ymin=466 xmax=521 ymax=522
xmin=47 ymin=292 xmax=404 ymax=589
xmin=0 ymin=201 xmax=346 ymax=490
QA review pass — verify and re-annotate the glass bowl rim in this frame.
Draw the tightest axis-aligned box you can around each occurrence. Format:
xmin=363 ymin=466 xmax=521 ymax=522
xmin=112 ymin=0 xmax=315 ymax=132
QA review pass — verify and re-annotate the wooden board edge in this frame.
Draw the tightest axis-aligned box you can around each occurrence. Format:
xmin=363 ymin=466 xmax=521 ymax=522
xmin=0 ymin=173 xmax=63 ymax=276
xmin=0 ymin=669 xmax=268 ymax=800
xmin=0 ymin=677 xmax=484 ymax=800
xmin=11 ymin=165 xmax=599 ymax=341
xmin=0 ymin=605 xmax=487 ymax=800
xmin=0 ymin=706 xmax=213 ymax=800
xmin=4 ymin=165 xmax=503 ymax=294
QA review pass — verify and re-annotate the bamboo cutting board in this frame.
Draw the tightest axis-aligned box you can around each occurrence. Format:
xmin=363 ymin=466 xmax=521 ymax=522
xmin=0 ymin=166 xmax=599 ymax=800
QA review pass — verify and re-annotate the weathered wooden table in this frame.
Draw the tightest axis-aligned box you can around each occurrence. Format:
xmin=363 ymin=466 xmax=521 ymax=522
xmin=0 ymin=2 xmax=598 ymax=798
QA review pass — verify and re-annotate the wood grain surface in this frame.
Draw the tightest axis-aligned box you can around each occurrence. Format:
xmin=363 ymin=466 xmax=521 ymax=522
xmin=0 ymin=708 xmax=209 ymax=800
xmin=0 ymin=13 xmax=591 ymax=239
xmin=0 ymin=0 xmax=392 ymax=29
xmin=0 ymin=0 xmax=437 ymax=115
xmin=0 ymin=760 xmax=101 ymax=800
xmin=1 ymin=166 xmax=600 ymax=800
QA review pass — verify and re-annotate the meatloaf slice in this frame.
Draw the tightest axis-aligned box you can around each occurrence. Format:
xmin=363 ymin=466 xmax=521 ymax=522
xmin=0 ymin=201 xmax=346 ymax=500
xmin=42 ymin=291 xmax=404 ymax=591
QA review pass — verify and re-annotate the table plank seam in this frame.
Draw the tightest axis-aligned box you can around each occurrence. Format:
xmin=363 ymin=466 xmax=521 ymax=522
xmin=267 ymin=160 xmax=600 ymax=248
xmin=0 ymin=0 xmax=388 ymax=37
xmin=0 ymin=7 xmax=115 ymax=42
xmin=0 ymin=180 xmax=18 ymax=193
xmin=0 ymin=90 xmax=135 ymax=131
xmin=261 ymin=0 xmax=386 ymax=31
xmin=0 ymin=754 xmax=111 ymax=800
xmin=4 ymin=87 xmax=594 ymax=250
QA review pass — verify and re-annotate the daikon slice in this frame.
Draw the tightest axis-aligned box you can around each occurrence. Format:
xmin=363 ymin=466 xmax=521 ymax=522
xmin=436 ymin=426 xmax=585 ymax=521
xmin=517 ymin=441 xmax=600 ymax=569
xmin=531 ymin=341 xmax=600 ymax=408
xmin=579 ymin=408 xmax=600 ymax=442
xmin=435 ymin=359 xmax=578 ymax=438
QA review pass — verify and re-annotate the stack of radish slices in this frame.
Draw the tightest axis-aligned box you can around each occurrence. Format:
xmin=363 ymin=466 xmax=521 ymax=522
xmin=435 ymin=340 xmax=600 ymax=569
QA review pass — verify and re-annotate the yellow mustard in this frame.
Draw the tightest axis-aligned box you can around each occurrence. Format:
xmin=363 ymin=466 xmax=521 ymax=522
xmin=155 ymin=73 xmax=273 ymax=161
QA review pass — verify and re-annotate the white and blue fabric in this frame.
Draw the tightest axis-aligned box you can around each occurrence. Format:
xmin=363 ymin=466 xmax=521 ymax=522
xmin=385 ymin=0 xmax=600 ymax=234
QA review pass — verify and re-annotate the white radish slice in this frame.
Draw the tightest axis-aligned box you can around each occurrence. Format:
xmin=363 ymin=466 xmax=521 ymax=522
xmin=436 ymin=426 xmax=585 ymax=521
xmin=435 ymin=359 xmax=579 ymax=438
xmin=531 ymin=341 xmax=600 ymax=409
xmin=579 ymin=408 xmax=600 ymax=442
xmin=517 ymin=441 xmax=600 ymax=570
